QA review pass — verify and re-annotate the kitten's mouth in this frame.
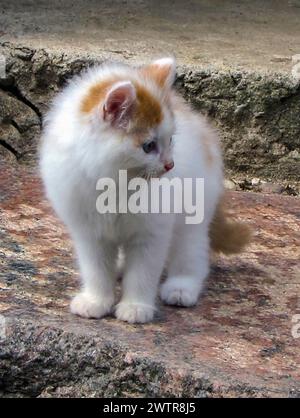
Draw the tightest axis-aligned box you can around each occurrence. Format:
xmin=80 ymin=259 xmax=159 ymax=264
xmin=128 ymin=167 xmax=166 ymax=181
xmin=141 ymin=172 xmax=160 ymax=181
xmin=126 ymin=169 xmax=155 ymax=181
xmin=143 ymin=169 xmax=166 ymax=180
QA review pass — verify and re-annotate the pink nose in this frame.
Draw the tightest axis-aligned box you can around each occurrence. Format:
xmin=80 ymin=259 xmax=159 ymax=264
xmin=164 ymin=161 xmax=174 ymax=172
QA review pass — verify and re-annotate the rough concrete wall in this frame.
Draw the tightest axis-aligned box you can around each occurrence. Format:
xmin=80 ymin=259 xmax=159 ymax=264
xmin=177 ymin=70 xmax=300 ymax=181
xmin=0 ymin=42 xmax=299 ymax=182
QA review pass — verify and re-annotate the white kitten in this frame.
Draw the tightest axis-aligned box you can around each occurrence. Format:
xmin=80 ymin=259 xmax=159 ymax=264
xmin=40 ymin=58 xmax=250 ymax=323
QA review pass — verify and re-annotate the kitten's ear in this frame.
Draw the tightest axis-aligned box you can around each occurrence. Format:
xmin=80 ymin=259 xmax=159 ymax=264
xmin=141 ymin=57 xmax=176 ymax=89
xmin=103 ymin=81 xmax=136 ymax=128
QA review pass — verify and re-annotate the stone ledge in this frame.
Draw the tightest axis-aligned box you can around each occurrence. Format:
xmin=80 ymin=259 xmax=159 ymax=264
xmin=0 ymin=163 xmax=299 ymax=397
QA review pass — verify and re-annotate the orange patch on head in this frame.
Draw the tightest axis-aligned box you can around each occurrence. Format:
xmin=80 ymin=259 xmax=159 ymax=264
xmin=80 ymin=77 xmax=162 ymax=135
xmin=80 ymin=78 xmax=118 ymax=114
xmin=133 ymin=84 xmax=162 ymax=132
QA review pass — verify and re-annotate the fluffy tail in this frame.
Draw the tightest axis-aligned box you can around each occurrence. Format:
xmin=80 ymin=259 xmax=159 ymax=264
xmin=209 ymin=198 xmax=252 ymax=255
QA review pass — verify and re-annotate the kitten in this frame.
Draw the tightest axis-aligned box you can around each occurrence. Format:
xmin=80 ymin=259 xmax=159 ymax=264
xmin=40 ymin=58 xmax=250 ymax=323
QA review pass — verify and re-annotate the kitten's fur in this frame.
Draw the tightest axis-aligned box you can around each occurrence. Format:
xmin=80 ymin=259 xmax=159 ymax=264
xmin=40 ymin=58 xmax=250 ymax=323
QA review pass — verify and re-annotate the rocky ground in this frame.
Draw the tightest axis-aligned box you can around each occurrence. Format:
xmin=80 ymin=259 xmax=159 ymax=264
xmin=0 ymin=0 xmax=299 ymax=398
xmin=0 ymin=163 xmax=299 ymax=397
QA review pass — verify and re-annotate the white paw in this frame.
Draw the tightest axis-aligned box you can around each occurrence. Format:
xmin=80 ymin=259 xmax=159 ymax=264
xmin=70 ymin=292 xmax=114 ymax=319
xmin=115 ymin=302 xmax=155 ymax=324
xmin=160 ymin=276 xmax=201 ymax=307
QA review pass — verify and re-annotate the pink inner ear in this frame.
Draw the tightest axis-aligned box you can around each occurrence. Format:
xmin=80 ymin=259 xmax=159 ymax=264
xmin=103 ymin=82 xmax=136 ymax=128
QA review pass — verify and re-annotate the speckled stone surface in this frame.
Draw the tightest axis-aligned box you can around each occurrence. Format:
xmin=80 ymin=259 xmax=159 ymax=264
xmin=0 ymin=163 xmax=299 ymax=397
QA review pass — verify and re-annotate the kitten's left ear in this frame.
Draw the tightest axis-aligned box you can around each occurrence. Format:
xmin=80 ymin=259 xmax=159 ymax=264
xmin=141 ymin=57 xmax=176 ymax=89
xmin=103 ymin=81 xmax=136 ymax=129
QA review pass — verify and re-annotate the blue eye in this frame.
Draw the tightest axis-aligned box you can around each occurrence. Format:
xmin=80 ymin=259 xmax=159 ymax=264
xmin=143 ymin=140 xmax=157 ymax=153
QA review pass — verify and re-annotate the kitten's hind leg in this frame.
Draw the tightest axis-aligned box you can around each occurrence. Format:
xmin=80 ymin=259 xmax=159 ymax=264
xmin=160 ymin=223 xmax=210 ymax=307
xmin=70 ymin=227 xmax=117 ymax=319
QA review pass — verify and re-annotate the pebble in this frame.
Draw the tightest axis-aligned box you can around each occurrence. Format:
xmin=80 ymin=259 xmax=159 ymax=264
xmin=224 ymin=179 xmax=238 ymax=190
xmin=259 ymin=182 xmax=285 ymax=194
xmin=251 ymin=177 xmax=261 ymax=186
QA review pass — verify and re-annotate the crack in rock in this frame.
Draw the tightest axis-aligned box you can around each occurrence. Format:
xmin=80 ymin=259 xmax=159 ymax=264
xmin=0 ymin=84 xmax=42 ymax=123
xmin=0 ymin=138 xmax=21 ymax=159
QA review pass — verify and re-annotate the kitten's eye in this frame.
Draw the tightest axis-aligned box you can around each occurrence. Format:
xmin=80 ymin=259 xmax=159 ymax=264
xmin=170 ymin=137 xmax=173 ymax=144
xmin=142 ymin=140 xmax=157 ymax=154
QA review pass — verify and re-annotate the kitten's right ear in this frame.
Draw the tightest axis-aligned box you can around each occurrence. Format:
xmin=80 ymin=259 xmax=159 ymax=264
xmin=103 ymin=81 xmax=136 ymax=128
xmin=141 ymin=57 xmax=176 ymax=89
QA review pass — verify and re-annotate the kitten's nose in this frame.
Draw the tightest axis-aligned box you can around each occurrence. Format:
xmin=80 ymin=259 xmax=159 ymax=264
xmin=164 ymin=161 xmax=174 ymax=172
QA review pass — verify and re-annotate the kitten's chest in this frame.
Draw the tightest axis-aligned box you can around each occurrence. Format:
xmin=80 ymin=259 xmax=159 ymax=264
xmin=94 ymin=211 xmax=144 ymax=243
xmin=81 ymin=176 xmax=154 ymax=242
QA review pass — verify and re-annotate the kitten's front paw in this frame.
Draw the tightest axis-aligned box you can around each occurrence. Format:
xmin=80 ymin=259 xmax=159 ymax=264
xmin=115 ymin=302 xmax=155 ymax=324
xmin=70 ymin=292 xmax=114 ymax=319
xmin=160 ymin=276 xmax=200 ymax=307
